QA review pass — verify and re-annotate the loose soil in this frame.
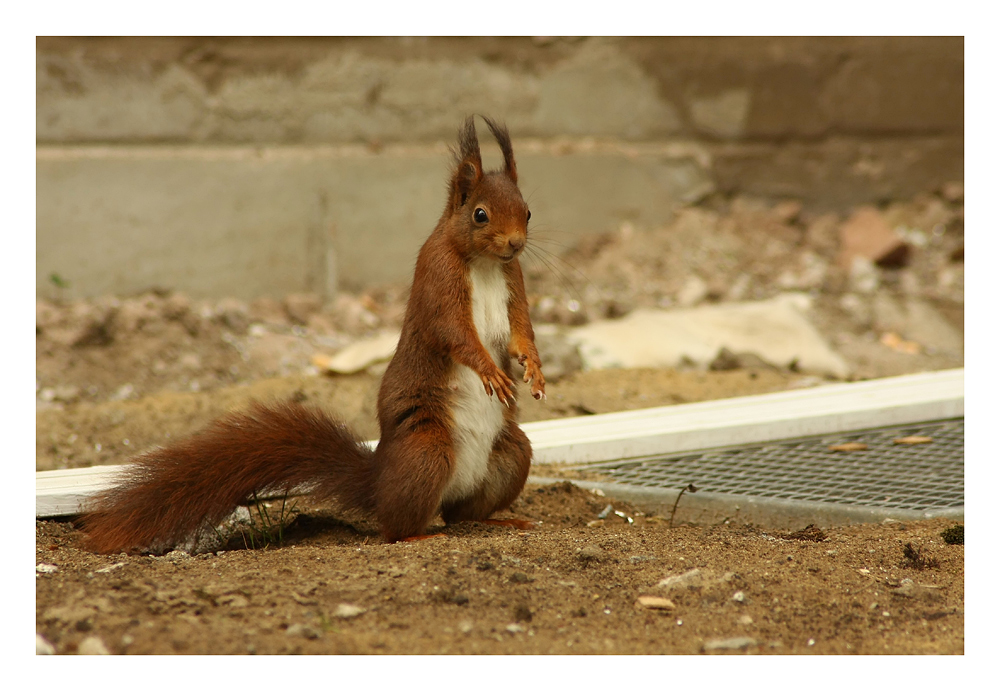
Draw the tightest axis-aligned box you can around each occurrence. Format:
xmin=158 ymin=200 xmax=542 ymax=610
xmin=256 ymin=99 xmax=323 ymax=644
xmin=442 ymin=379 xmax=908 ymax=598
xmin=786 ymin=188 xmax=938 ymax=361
xmin=36 ymin=492 xmax=963 ymax=655
xmin=36 ymin=190 xmax=964 ymax=654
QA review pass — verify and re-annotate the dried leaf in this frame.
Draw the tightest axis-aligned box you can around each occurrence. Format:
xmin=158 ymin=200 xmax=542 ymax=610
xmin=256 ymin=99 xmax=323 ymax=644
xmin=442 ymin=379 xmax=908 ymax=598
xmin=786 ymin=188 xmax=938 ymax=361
xmin=779 ymin=524 xmax=828 ymax=542
xmin=636 ymin=596 xmax=676 ymax=610
xmin=894 ymin=436 xmax=933 ymax=445
xmin=829 ymin=442 xmax=868 ymax=452
xmin=880 ymin=332 xmax=920 ymax=354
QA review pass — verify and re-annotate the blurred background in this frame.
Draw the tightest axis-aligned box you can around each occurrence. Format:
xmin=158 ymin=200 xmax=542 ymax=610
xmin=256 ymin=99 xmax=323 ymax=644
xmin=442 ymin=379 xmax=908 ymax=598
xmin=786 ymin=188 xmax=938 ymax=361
xmin=36 ymin=36 xmax=963 ymax=296
xmin=36 ymin=37 xmax=965 ymax=464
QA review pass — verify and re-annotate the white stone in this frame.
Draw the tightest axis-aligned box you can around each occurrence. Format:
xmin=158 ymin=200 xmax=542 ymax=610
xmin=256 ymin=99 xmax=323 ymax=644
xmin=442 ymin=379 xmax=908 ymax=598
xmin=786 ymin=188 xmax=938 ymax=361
xmin=320 ymin=330 xmax=400 ymax=374
xmin=77 ymin=636 xmax=110 ymax=655
xmin=657 ymin=568 xmax=704 ymax=590
xmin=36 ymin=634 xmax=55 ymax=655
xmin=568 ymin=295 xmax=850 ymax=378
xmin=333 ymin=603 xmax=366 ymax=619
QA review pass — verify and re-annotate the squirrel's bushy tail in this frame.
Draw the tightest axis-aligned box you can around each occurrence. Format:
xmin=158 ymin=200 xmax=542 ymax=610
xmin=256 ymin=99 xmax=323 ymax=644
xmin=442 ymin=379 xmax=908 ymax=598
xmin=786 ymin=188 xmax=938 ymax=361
xmin=81 ymin=401 xmax=375 ymax=554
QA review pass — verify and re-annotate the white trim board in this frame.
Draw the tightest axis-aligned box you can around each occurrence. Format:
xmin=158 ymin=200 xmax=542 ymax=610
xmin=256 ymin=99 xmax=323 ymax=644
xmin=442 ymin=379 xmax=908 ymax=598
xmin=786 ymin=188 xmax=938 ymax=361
xmin=36 ymin=368 xmax=963 ymax=518
xmin=36 ymin=464 xmax=129 ymax=519
xmin=523 ymin=368 xmax=963 ymax=465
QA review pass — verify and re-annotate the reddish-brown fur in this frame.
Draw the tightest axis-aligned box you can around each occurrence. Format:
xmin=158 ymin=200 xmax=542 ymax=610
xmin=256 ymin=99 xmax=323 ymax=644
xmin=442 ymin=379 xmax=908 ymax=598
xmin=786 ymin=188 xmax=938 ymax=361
xmin=81 ymin=115 xmax=545 ymax=552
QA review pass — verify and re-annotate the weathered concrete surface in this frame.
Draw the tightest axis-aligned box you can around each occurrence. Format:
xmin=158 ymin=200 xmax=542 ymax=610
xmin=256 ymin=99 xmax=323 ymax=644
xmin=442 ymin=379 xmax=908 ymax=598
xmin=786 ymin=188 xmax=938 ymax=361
xmin=623 ymin=36 xmax=963 ymax=139
xmin=36 ymin=36 xmax=963 ymax=298
xmin=38 ymin=148 xmax=332 ymax=300
xmin=36 ymin=143 xmax=714 ymax=299
xmin=35 ymin=38 xmax=682 ymax=144
xmin=710 ymin=136 xmax=964 ymax=210
xmin=37 ymin=36 xmax=963 ymax=145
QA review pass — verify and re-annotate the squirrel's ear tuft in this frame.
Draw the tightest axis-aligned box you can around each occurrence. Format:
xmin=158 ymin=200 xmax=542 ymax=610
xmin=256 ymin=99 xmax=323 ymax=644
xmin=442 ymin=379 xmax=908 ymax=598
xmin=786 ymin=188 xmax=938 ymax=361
xmin=482 ymin=116 xmax=517 ymax=184
xmin=458 ymin=116 xmax=481 ymax=163
xmin=451 ymin=116 xmax=483 ymax=207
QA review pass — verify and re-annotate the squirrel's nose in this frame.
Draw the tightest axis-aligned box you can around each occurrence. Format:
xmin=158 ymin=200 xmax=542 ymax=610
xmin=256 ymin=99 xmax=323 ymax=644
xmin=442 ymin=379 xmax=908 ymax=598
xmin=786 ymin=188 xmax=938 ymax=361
xmin=508 ymin=236 xmax=525 ymax=253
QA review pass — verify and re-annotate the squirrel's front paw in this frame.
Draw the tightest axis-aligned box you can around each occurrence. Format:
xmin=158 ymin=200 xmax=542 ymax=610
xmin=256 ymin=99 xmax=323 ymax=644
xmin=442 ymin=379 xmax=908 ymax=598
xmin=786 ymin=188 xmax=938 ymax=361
xmin=523 ymin=358 xmax=546 ymax=400
xmin=481 ymin=368 xmax=515 ymax=406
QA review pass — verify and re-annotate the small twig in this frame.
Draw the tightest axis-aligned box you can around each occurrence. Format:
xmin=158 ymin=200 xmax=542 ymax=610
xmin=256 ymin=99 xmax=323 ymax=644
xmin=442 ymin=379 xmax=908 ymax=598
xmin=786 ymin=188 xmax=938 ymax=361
xmin=210 ymin=524 xmax=227 ymax=551
xmin=276 ymin=491 xmax=294 ymax=545
xmin=668 ymin=483 xmax=699 ymax=529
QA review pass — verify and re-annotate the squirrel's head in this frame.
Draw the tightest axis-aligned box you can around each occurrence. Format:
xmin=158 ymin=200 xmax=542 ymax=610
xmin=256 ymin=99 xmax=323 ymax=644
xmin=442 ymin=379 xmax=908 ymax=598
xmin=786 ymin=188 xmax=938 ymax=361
xmin=445 ymin=116 xmax=530 ymax=263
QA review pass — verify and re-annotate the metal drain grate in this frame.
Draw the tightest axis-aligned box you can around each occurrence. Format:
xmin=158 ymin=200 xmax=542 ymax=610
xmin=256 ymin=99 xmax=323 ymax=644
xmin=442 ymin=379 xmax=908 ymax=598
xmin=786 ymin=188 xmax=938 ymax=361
xmin=590 ymin=419 xmax=964 ymax=512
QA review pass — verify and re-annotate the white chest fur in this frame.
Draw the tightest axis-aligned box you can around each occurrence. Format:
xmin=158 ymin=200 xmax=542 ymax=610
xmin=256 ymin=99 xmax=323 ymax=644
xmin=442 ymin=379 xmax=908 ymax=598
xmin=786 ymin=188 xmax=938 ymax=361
xmin=442 ymin=258 xmax=511 ymax=504
xmin=468 ymin=257 xmax=512 ymax=356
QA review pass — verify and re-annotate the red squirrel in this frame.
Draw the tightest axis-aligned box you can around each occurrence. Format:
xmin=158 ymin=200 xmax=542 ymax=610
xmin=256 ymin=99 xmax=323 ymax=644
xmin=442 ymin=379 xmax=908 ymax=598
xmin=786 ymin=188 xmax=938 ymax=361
xmin=82 ymin=115 xmax=546 ymax=553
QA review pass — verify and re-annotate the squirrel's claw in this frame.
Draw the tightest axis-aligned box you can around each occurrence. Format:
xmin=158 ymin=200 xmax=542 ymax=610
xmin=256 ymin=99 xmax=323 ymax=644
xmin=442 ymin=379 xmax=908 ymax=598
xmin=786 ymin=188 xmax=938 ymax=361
xmin=482 ymin=369 xmax=515 ymax=406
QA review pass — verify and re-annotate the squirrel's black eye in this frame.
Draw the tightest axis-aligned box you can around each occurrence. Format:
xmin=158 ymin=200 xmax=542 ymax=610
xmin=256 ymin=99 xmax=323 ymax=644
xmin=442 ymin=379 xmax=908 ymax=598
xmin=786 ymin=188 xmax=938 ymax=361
xmin=474 ymin=208 xmax=488 ymax=223
xmin=526 ymin=210 xmax=531 ymax=222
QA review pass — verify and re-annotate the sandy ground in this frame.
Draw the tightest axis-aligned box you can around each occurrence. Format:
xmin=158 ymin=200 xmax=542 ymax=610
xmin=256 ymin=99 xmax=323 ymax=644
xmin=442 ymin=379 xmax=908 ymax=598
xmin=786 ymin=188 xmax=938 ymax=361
xmin=36 ymin=486 xmax=963 ymax=655
xmin=35 ymin=190 xmax=964 ymax=655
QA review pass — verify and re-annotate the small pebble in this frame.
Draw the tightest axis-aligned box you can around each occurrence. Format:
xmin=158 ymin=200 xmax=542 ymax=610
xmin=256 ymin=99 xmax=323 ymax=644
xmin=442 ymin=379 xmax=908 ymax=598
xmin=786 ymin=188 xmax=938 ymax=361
xmin=77 ymin=636 xmax=110 ymax=655
xmin=333 ymin=603 xmax=366 ymax=619
xmin=36 ymin=634 xmax=55 ymax=655
xmin=285 ymin=624 xmax=321 ymax=640
xmin=36 ymin=563 xmax=58 ymax=574
xmin=892 ymin=579 xmax=916 ymax=598
xmin=703 ymin=636 xmax=758 ymax=652
xmin=613 ymin=510 xmax=634 ymax=525
xmin=578 ymin=545 xmax=607 ymax=562
xmin=658 ymin=568 xmax=703 ymax=589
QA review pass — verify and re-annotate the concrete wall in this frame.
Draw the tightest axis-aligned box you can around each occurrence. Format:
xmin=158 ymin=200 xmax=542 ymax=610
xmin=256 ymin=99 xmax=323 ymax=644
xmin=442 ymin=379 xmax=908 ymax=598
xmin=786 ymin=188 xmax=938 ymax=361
xmin=37 ymin=37 xmax=964 ymax=299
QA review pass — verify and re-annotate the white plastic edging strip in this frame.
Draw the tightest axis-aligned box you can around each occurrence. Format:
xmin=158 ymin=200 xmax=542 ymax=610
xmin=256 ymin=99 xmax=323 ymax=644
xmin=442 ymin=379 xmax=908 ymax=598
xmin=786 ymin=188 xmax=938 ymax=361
xmin=35 ymin=368 xmax=963 ymax=518
xmin=35 ymin=465 xmax=129 ymax=519
xmin=523 ymin=368 xmax=963 ymax=464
